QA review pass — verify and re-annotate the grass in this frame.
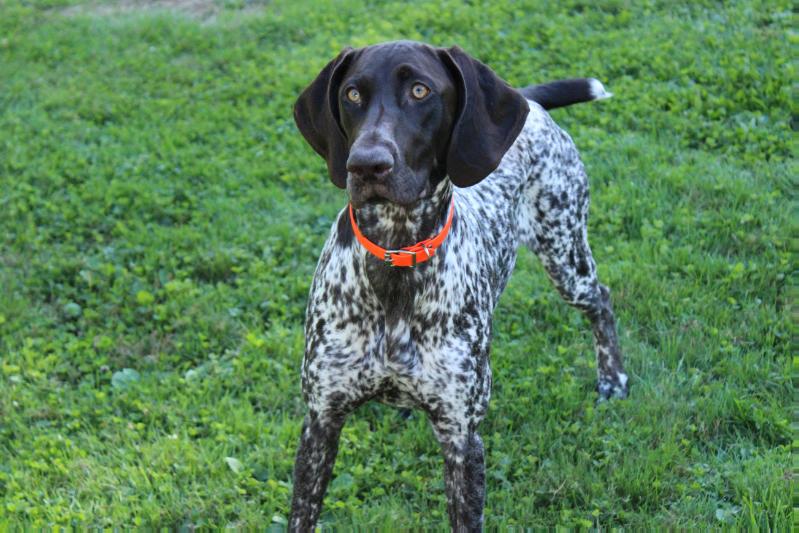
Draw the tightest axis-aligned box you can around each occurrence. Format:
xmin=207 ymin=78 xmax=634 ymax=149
xmin=0 ymin=0 xmax=794 ymax=528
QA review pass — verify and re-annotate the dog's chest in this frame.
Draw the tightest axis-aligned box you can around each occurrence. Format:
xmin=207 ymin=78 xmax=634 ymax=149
xmin=363 ymin=261 xmax=451 ymax=357
xmin=359 ymin=254 xmax=488 ymax=357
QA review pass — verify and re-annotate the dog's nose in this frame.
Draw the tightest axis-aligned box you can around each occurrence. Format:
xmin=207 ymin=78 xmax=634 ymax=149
xmin=346 ymin=145 xmax=394 ymax=180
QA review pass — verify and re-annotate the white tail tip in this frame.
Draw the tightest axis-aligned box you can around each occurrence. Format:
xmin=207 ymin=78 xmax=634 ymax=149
xmin=589 ymin=78 xmax=613 ymax=100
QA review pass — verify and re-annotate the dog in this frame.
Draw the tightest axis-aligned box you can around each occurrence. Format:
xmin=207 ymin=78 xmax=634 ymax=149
xmin=288 ymin=40 xmax=628 ymax=531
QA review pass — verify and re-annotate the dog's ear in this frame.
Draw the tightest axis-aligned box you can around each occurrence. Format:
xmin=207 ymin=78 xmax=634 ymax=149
xmin=294 ymin=48 xmax=358 ymax=189
xmin=438 ymin=46 xmax=530 ymax=187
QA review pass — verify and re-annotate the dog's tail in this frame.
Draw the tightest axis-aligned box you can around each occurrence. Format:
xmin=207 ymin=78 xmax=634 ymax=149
xmin=519 ymin=78 xmax=612 ymax=110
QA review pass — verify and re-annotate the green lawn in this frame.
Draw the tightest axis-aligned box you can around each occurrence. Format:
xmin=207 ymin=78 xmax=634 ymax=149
xmin=0 ymin=0 xmax=794 ymax=528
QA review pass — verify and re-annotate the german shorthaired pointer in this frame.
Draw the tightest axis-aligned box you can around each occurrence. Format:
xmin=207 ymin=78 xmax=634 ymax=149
xmin=289 ymin=40 xmax=628 ymax=531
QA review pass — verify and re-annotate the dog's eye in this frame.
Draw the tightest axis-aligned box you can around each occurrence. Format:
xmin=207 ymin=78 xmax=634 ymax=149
xmin=411 ymin=83 xmax=430 ymax=100
xmin=345 ymin=88 xmax=361 ymax=104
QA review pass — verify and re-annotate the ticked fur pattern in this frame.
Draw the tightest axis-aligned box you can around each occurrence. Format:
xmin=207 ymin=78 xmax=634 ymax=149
xmin=289 ymin=101 xmax=628 ymax=532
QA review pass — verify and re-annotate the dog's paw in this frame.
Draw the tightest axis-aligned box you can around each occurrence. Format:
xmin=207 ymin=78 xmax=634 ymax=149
xmin=596 ymin=372 xmax=629 ymax=401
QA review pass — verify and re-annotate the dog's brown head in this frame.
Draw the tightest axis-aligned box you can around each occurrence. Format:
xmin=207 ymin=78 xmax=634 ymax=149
xmin=294 ymin=41 xmax=529 ymax=208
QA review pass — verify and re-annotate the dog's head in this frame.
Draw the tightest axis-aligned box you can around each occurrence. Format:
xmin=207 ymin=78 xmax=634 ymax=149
xmin=294 ymin=41 xmax=529 ymax=208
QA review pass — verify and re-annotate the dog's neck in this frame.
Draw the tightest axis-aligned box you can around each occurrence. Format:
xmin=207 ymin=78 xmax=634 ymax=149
xmin=351 ymin=178 xmax=453 ymax=252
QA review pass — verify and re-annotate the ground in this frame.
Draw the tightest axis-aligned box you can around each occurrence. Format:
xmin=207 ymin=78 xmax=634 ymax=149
xmin=0 ymin=0 xmax=793 ymax=528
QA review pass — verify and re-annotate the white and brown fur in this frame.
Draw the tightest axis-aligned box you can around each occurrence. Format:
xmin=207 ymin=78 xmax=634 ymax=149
xmin=289 ymin=41 xmax=628 ymax=532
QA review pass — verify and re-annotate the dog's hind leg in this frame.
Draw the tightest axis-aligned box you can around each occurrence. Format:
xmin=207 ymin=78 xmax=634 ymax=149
xmin=538 ymin=233 xmax=629 ymax=400
xmin=524 ymin=183 xmax=629 ymax=400
xmin=518 ymin=123 xmax=628 ymax=399
xmin=288 ymin=409 xmax=346 ymax=531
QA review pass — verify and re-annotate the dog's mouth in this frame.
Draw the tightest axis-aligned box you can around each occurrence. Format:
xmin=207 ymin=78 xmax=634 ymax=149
xmin=363 ymin=195 xmax=390 ymax=205
xmin=349 ymin=185 xmax=391 ymax=209
xmin=347 ymin=165 xmax=434 ymax=209
xmin=349 ymin=180 xmax=413 ymax=209
xmin=351 ymin=190 xmax=426 ymax=210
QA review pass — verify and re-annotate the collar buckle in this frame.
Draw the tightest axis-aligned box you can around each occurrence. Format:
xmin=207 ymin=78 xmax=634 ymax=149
xmin=384 ymin=249 xmax=417 ymax=267
xmin=349 ymin=198 xmax=455 ymax=268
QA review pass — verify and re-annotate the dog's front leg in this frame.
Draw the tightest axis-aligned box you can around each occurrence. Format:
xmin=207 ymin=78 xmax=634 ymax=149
xmin=434 ymin=428 xmax=486 ymax=532
xmin=288 ymin=411 xmax=345 ymax=532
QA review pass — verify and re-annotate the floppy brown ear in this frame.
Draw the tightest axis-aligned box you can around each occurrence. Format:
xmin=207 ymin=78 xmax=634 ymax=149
xmin=293 ymin=48 xmax=359 ymax=188
xmin=438 ymin=46 xmax=530 ymax=187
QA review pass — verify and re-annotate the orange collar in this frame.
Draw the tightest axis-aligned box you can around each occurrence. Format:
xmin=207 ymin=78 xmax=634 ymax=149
xmin=348 ymin=199 xmax=455 ymax=267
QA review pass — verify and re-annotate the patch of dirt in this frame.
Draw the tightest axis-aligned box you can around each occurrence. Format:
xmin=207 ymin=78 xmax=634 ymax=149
xmin=58 ymin=0 xmax=265 ymax=21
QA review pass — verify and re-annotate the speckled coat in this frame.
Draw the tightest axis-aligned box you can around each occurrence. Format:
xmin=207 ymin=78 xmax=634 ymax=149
xmin=290 ymin=101 xmax=628 ymax=531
